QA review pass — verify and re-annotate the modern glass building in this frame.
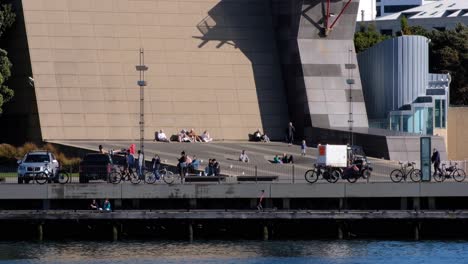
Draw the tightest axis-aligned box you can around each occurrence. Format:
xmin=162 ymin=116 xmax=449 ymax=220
xmin=358 ymin=35 xmax=449 ymax=135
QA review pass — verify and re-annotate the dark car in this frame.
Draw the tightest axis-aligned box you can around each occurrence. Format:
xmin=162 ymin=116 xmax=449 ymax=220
xmin=79 ymin=153 xmax=114 ymax=183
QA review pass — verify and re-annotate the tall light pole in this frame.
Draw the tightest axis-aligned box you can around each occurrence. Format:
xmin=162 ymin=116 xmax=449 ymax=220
xmin=136 ymin=48 xmax=148 ymax=159
xmin=346 ymin=47 xmax=356 ymax=146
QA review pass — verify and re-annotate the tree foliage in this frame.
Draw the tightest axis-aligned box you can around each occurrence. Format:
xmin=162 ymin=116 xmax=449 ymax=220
xmin=354 ymin=24 xmax=390 ymax=53
xmin=0 ymin=2 xmax=15 ymax=114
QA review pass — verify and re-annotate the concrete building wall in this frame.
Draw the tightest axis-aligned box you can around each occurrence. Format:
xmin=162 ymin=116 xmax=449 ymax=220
xmin=447 ymin=107 xmax=468 ymax=160
xmin=21 ymin=0 xmax=289 ymax=141
xmin=358 ymin=35 xmax=429 ymax=120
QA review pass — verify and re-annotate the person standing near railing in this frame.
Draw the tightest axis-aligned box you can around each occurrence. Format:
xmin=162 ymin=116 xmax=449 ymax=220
xmin=151 ymin=154 xmax=161 ymax=180
xmin=257 ymin=190 xmax=265 ymax=211
xmin=431 ymin=148 xmax=441 ymax=176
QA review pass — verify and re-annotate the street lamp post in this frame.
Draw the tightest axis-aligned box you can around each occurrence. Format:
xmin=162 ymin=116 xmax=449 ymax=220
xmin=136 ymin=48 xmax=148 ymax=160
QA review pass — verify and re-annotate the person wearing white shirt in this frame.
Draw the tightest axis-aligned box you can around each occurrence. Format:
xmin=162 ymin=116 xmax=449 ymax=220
xmin=157 ymin=129 xmax=170 ymax=142
xmin=239 ymin=150 xmax=249 ymax=163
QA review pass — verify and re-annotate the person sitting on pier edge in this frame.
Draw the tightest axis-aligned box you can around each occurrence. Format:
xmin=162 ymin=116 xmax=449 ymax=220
xmin=200 ymin=130 xmax=213 ymax=142
xmin=239 ymin=150 xmax=249 ymax=163
xmin=151 ymin=154 xmax=161 ymax=180
xmin=103 ymin=199 xmax=111 ymax=212
xmin=190 ymin=155 xmax=200 ymax=174
xmin=205 ymin=159 xmax=213 ymax=176
xmin=90 ymin=199 xmax=101 ymax=211
xmin=178 ymin=151 xmax=188 ymax=176
xmin=212 ymin=159 xmax=221 ymax=176
xmin=155 ymin=129 xmax=170 ymax=142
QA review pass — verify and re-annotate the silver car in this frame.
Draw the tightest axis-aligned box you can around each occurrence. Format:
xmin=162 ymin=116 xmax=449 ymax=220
xmin=17 ymin=151 xmax=60 ymax=184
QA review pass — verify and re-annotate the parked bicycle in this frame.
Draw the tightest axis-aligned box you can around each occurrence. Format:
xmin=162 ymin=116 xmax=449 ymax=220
xmin=390 ymin=162 xmax=421 ymax=183
xmin=304 ymin=164 xmax=341 ymax=183
xmin=145 ymin=165 xmax=177 ymax=184
xmin=109 ymin=166 xmax=139 ymax=184
xmin=35 ymin=163 xmax=69 ymax=184
xmin=433 ymin=162 xmax=466 ymax=182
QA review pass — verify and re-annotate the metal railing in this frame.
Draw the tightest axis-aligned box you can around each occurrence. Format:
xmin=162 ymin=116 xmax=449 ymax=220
xmin=0 ymin=160 xmax=466 ymax=184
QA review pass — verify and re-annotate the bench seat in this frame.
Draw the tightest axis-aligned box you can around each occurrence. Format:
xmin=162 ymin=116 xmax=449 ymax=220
xmin=236 ymin=175 xmax=279 ymax=182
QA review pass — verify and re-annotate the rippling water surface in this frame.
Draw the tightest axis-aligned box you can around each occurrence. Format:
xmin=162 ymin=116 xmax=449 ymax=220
xmin=0 ymin=240 xmax=465 ymax=264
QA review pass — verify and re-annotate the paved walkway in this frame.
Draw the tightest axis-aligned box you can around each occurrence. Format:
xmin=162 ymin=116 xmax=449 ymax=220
xmin=53 ymin=140 xmax=403 ymax=183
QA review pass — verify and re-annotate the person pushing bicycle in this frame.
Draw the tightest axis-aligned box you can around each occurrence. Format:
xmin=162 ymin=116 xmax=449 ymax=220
xmin=431 ymin=148 xmax=442 ymax=176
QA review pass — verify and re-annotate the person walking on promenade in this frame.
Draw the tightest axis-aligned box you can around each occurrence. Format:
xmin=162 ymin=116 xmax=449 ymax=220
xmin=257 ymin=190 xmax=265 ymax=211
xmin=286 ymin=122 xmax=295 ymax=146
xmin=431 ymin=148 xmax=442 ymax=176
xmin=301 ymin=140 xmax=307 ymax=156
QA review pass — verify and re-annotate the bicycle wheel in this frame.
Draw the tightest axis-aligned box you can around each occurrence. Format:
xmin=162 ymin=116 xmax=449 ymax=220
xmin=433 ymin=171 xmax=445 ymax=182
xmin=145 ymin=171 xmax=157 ymax=184
xmin=109 ymin=171 xmax=121 ymax=184
xmin=162 ymin=170 xmax=175 ymax=184
xmin=390 ymin=169 xmax=404 ymax=183
xmin=410 ymin=169 xmax=422 ymax=182
xmin=325 ymin=169 xmax=340 ymax=183
xmin=347 ymin=173 xmax=358 ymax=183
xmin=35 ymin=172 xmax=48 ymax=185
xmin=452 ymin=169 xmax=466 ymax=182
xmin=57 ymin=171 xmax=69 ymax=184
xmin=363 ymin=169 xmax=371 ymax=180
xmin=304 ymin=169 xmax=319 ymax=183
xmin=130 ymin=171 xmax=141 ymax=184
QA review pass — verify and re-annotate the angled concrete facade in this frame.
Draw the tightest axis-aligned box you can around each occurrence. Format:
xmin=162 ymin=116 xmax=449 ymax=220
xmin=12 ymin=0 xmax=289 ymax=141
xmin=1 ymin=0 xmax=446 ymax=160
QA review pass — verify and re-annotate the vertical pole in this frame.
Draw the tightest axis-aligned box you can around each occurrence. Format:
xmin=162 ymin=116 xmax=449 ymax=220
xmin=112 ymin=224 xmax=119 ymax=241
xmin=188 ymin=223 xmax=194 ymax=242
xmin=255 ymin=166 xmax=258 ymax=183
xmin=263 ymin=225 xmax=269 ymax=241
xmin=292 ymin=165 xmax=295 ymax=184
xmin=140 ymin=49 xmax=145 ymax=162
xmin=414 ymin=222 xmax=421 ymax=241
xmin=325 ymin=0 xmax=331 ymax=31
xmin=338 ymin=222 xmax=344 ymax=240
xmin=37 ymin=223 xmax=43 ymax=242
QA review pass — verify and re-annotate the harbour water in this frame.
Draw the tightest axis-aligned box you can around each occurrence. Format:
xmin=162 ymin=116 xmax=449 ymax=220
xmin=0 ymin=240 xmax=465 ymax=264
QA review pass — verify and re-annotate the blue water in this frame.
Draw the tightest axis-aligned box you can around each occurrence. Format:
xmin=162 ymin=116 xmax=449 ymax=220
xmin=0 ymin=240 xmax=465 ymax=264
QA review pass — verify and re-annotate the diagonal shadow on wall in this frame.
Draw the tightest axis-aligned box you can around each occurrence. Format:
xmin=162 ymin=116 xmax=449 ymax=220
xmin=193 ymin=0 xmax=289 ymax=140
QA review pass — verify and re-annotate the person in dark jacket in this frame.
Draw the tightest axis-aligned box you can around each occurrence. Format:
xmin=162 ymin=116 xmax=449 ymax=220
xmin=178 ymin=151 xmax=187 ymax=176
xmin=431 ymin=148 xmax=441 ymax=175
xmin=151 ymin=154 xmax=161 ymax=180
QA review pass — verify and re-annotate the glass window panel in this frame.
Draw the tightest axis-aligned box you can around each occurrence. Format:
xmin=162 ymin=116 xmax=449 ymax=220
xmin=427 ymin=107 xmax=433 ymax=135
xmin=442 ymin=99 xmax=446 ymax=128
xmin=434 ymin=99 xmax=441 ymax=128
